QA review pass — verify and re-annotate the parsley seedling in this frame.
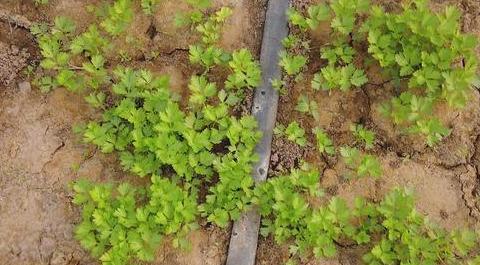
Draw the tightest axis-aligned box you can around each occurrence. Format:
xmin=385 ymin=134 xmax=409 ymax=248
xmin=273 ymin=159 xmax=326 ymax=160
xmin=278 ymin=122 xmax=308 ymax=147
xmin=350 ymin=123 xmax=375 ymax=149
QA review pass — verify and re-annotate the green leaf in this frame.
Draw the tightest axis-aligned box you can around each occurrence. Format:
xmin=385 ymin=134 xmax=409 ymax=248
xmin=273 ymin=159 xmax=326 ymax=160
xmin=70 ymin=25 xmax=109 ymax=55
xmin=285 ymin=121 xmax=307 ymax=147
xmin=53 ymin=16 xmax=76 ymax=35
xmin=188 ymin=75 xmax=217 ymax=107
xmin=288 ymin=8 xmax=308 ymax=31
xmin=100 ymin=0 xmax=133 ymax=36
xmin=186 ymin=0 xmax=211 ymax=10
xmin=350 ymin=124 xmax=375 ymax=149
xmin=56 ymin=69 xmax=83 ymax=92
xmin=313 ymin=127 xmax=335 ymax=155
xmin=141 ymin=0 xmax=159 ymax=15
xmin=295 ymin=95 xmax=311 ymax=113
xmin=226 ymin=49 xmax=261 ymax=90
xmin=282 ymin=35 xmax=299 ymax=49
xmin=85 ymin=92 xmax=106 ymax=108
xmin=357 ymin=155 xmax=382 ymax=178
xmin=313 ymin=64 xmax=367 ymax=91
xmin=280 ymin=52 xmax=307 ymax=76
xmin=306 ymin=4 xmax=331 ymax=29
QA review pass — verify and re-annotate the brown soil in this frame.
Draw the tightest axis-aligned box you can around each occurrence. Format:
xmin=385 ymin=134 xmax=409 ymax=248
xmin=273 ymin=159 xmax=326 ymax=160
xmin=260 ymin=0 xmax=480 ymax=264
xmin=0 ymin=43 xmax=30 ymax=85
xmin=0 ymin=0 xmax=265 ymax=265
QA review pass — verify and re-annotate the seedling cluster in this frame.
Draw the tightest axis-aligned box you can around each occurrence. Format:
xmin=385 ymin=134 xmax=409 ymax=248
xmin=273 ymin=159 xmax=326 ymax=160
xmin=255 ymin=166 xmax=479 ymax=265
xmin=31 ymin=0 xmax=480 ymax=264
xmin=271 ymin=0 xmax=480 ymax=263
xmin=281 ymin=0 xmax=478 ymax=147
xmin=34 ymin=0 xmax=264 ymax=263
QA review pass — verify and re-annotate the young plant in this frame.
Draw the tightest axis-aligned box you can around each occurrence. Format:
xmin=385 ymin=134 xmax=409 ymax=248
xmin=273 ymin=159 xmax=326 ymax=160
xmin=320 ymin=41 xmax=356 ymax=65
xmin=34 ymin=0 xmax=49 ymax=5
xmin=330 ymin=0 xmax=370 ymax=35
xmin=271 ymin=78 xmax=287 ymax=95
xmin=70 ymin=25 xmax=110 ymax=56
xmin=409 ymin=118 xmax=451 ymax=147
xmin=363 ymin=188 xmax=479 ymax=265
xmin=72 ymin=176 xmax=199 ymax=265
xmin=174 ymin=0 xmax=212 ymax=27
xmin=279 ymin=52 xmax=307 ymax=76
xmin=278 ymin=121 xmax=308 ymax=147
xmin=312 ymin=64 xmax=368 ymax=91
xmin=195 ymin=7 xmax=233 ymax=45
xmin=380 ymin=92 xmax=451 ymax=147
xmin=30 ymin=22 xmax=49 ymax=37
xmin=313 ymin=127 xmax=335 ymax=155
xmin=38 ymin=35 xmax=70 ymax=71
xmin=282 ymin=35 xmax=300 ymax=49
xmin=274 ymin=124 xmax=286 ymax=136
xmin=362 ymin=0 xmax=478 ymax=145
xmin=340 ymin=147 xmax=382 ymax=178
xmin=52 ymin=16 xmax=77 ymax=36
xmin=253 ymin=166 xmax=322 ymax=243
xmin=350 ymin=123 xmax=375 ymax=149
xmin=100 ymin=0 xmax=134 ymax=36
xmin=85 ymin=92 xmax=106 ymax=108
xmin=188 ymin=75 xmax=217 ymax=108
xmin=189 ymin=45 xmax=228 ymax=70
xmin=35 ymin=16 xmax=112 ymax=96
xmin=34 ymin=76 xmax=56 ymax=93
xmin=141 ymin=0 xmax=159 ymax=15
xmin=295 ymin=94 xmax=319 ymax=121
xmin=82 ymin=54 xmax=109 ymax=90
xmin=225 ymin=49 xmax=261 ymax=90
xmin=287 ymin=4 xmax=331 ymax=31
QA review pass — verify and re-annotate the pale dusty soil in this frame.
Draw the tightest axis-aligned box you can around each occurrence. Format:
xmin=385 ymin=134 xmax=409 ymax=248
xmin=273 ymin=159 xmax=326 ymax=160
xmin=0 ymin=0 xmax=265 ymax=265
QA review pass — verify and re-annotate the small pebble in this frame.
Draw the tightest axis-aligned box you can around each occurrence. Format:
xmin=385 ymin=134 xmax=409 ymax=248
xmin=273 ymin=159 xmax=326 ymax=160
xmin=18 ymin=81 xmax=31 ymax=93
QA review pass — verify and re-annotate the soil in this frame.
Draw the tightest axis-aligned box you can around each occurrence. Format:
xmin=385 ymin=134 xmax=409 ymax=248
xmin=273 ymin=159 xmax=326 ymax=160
xmin=0 ymin=43 xmax=29 ymax=85
xmin=0 ymin=0 xmax=479 ymax=265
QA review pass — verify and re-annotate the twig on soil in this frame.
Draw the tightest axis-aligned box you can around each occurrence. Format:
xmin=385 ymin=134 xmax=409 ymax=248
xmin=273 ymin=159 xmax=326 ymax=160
xmin=68 ymin=65 xmax=84 ymax=71
xmin=0 ymin=9 xmax=32 ymax=29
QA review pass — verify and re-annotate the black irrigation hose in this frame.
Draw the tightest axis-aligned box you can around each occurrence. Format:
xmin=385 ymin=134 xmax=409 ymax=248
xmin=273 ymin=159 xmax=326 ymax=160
xmin=225 ymin=1 xmax=290 ymax=265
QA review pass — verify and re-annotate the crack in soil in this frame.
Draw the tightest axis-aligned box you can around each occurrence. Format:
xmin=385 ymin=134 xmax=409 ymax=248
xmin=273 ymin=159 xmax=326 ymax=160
xmin=36 ymin=141 xmax=66 ymax=175
xmin=460 ymin=134 xmax=480 ymax=220
xmin=159 ymin=47 xmax=190 ymax=57
xmin=458 ymin=165 xmax=480 ymax=220
xmin=360 ymin=86 xmax=372 ymax=121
